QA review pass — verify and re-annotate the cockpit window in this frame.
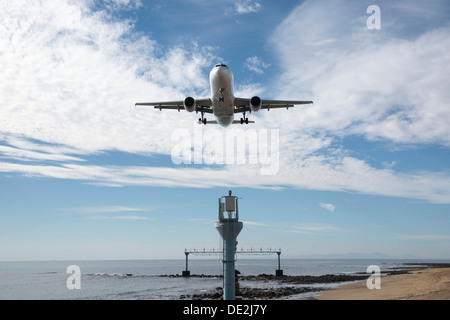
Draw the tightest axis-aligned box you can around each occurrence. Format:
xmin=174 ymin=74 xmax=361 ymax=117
xmin=215 ymin=64 xmax=228 ymax=68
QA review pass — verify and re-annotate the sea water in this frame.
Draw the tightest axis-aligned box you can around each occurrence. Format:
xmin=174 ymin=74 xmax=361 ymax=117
xmin=0 ymin=259 xmax=446 ymax=300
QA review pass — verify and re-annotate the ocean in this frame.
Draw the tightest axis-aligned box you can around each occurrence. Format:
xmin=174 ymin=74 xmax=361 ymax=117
xmin=0 ymin=259 xmax=447 ymax=300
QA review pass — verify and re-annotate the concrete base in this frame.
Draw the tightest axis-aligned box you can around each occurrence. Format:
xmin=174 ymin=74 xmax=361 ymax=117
xmin=275 ymin=269 xmax=284 ymax=276
xmin=182 ymin=270 xmax=190 ymax=277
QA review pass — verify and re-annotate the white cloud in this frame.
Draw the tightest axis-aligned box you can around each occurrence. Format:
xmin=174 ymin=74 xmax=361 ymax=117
xmin=0 ymin=145 xmax=84 ymax=163
xmin=2 ymin=148 xmax=450 ymax=203
xmin=102 ymin=0 xmax=143 ymax=11
xmin=243 ymin=56 xmax=271 ymax=74
xmin=235 ymin=0 xmax=261 ymax=14
xmin=269 ymin=0 xmax=450 ymax=146
xmin=382 ymin=161 xmax=397 ymax=169
xmin=0 ymin=0 xmax=215 ymax=154
xmin=234 ymin=83 xmax=265 ymax=98
xmin=65 ymin=205 xmax=152 ymax=221
xmin=226 ymin=0 xmax=261 ymax=16
xmin=320 ymin=203 xmax=335 ymax=213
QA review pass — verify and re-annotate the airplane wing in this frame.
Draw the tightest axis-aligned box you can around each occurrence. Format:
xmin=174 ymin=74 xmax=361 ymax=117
xmin=135 ymin=99 xmax=213 ymax=113
xmin=233 ymin=98 xmax=313 ymax=113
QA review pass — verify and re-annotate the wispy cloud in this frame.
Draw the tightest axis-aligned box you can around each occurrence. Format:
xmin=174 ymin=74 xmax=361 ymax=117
xmin=382 ymin=161 xmax=397 ymax=169
xmin=235 ymin=0 xmax=261 ymax=14
xmin=320 ymin=203 xmax=335 ymax=213
xmin=0 ymin=145 xmax=84 ymax=163
xmin=226 ymin=0 xmax=262 ymax=15
xmin=67 ymin=206 xmax=149 ymax=214
xmin=290 ymin=223 xmax=342 ymax=234
xmin=188 ymin=218 xmax=215 ymax=225
xmin=65 ymin=205 xmax=153 ymax=221
xmin=398 ymin=234 xmax=450 ymax=241
xmin=242 ymin=220 xmax=267 ymax=227
xmin=225 ymin=0 xmax=262 ymax=16
xmin=102 ymin=0 xmax=143 ymax=11
xmin=243 ymin=56 xmax=271 ymax=74
xmin=1 ymin=149 xmax=450 ymax=203
xmin=91 ymin=215 xmax=151 ymax=221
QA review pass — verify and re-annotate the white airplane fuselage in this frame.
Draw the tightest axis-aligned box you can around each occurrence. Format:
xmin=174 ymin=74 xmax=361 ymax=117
xmin=209 ymin=65 xmax=235 ymax=127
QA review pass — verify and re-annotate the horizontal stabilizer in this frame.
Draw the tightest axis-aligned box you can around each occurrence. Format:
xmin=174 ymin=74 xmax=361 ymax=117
xmin=198 ymin=120 xmax=218 ymax=125
xmin=233 ymin=120 xmax=255 ymax=124
xmin=197 ymin=120 xmax=256 ymax=125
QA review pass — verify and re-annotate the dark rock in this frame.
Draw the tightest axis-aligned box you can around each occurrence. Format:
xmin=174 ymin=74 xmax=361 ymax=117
xmin=179 ymin=285 xmax=324 ymax=300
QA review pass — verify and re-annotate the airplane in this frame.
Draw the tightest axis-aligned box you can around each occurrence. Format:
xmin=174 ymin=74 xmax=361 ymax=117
xmin=135 ymin=63 xmax=313 ymax=127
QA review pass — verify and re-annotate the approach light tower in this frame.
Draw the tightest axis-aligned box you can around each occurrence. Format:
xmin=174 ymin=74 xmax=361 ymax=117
xmin=215 ymin=190 xmax=243 ymax=300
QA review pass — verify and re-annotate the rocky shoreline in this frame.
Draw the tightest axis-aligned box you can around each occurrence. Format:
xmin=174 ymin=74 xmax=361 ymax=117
xmin=165 ymin=263 xmax=450 ymax=300
xmin=175 ymin=273 xmax=375 ymax=300
xmin=180 ymin=285 xmax=322 ymax=300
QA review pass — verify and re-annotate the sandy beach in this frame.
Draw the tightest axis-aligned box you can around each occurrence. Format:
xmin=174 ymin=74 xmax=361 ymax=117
xmin=315 ymin=267 xmax=450 ymax=300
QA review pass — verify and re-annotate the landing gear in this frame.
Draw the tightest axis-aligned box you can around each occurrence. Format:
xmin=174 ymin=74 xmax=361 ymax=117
xmin=198 ymin=112 xmax=207 ymax=125
xmin=240 ymin=111 xmax=249 ymax=124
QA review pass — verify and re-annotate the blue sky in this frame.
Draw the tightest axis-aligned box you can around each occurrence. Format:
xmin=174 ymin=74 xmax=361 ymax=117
xmin=1 ymin=0 xmax=450 ymax=261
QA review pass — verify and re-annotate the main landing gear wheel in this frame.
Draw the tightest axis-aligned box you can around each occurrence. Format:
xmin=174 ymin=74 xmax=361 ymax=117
xmin=240 ymin=111 xmax=249 ymax=124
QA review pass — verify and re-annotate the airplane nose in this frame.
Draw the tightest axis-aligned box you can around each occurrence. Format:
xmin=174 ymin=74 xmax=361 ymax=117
xmin=210 ymin=66 xmax=224 ymax=81
xmin=212 ymin=66 xmax=229 ymax=80
xmin=216 ymin=67 xmax=226 ymax=76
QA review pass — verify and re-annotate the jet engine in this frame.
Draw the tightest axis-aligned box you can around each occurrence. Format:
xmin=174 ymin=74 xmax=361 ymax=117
xmin=184 ymin=97 xmax=196 ymax=113
xmin=250 ymin=96 xmax=262 ymax=112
